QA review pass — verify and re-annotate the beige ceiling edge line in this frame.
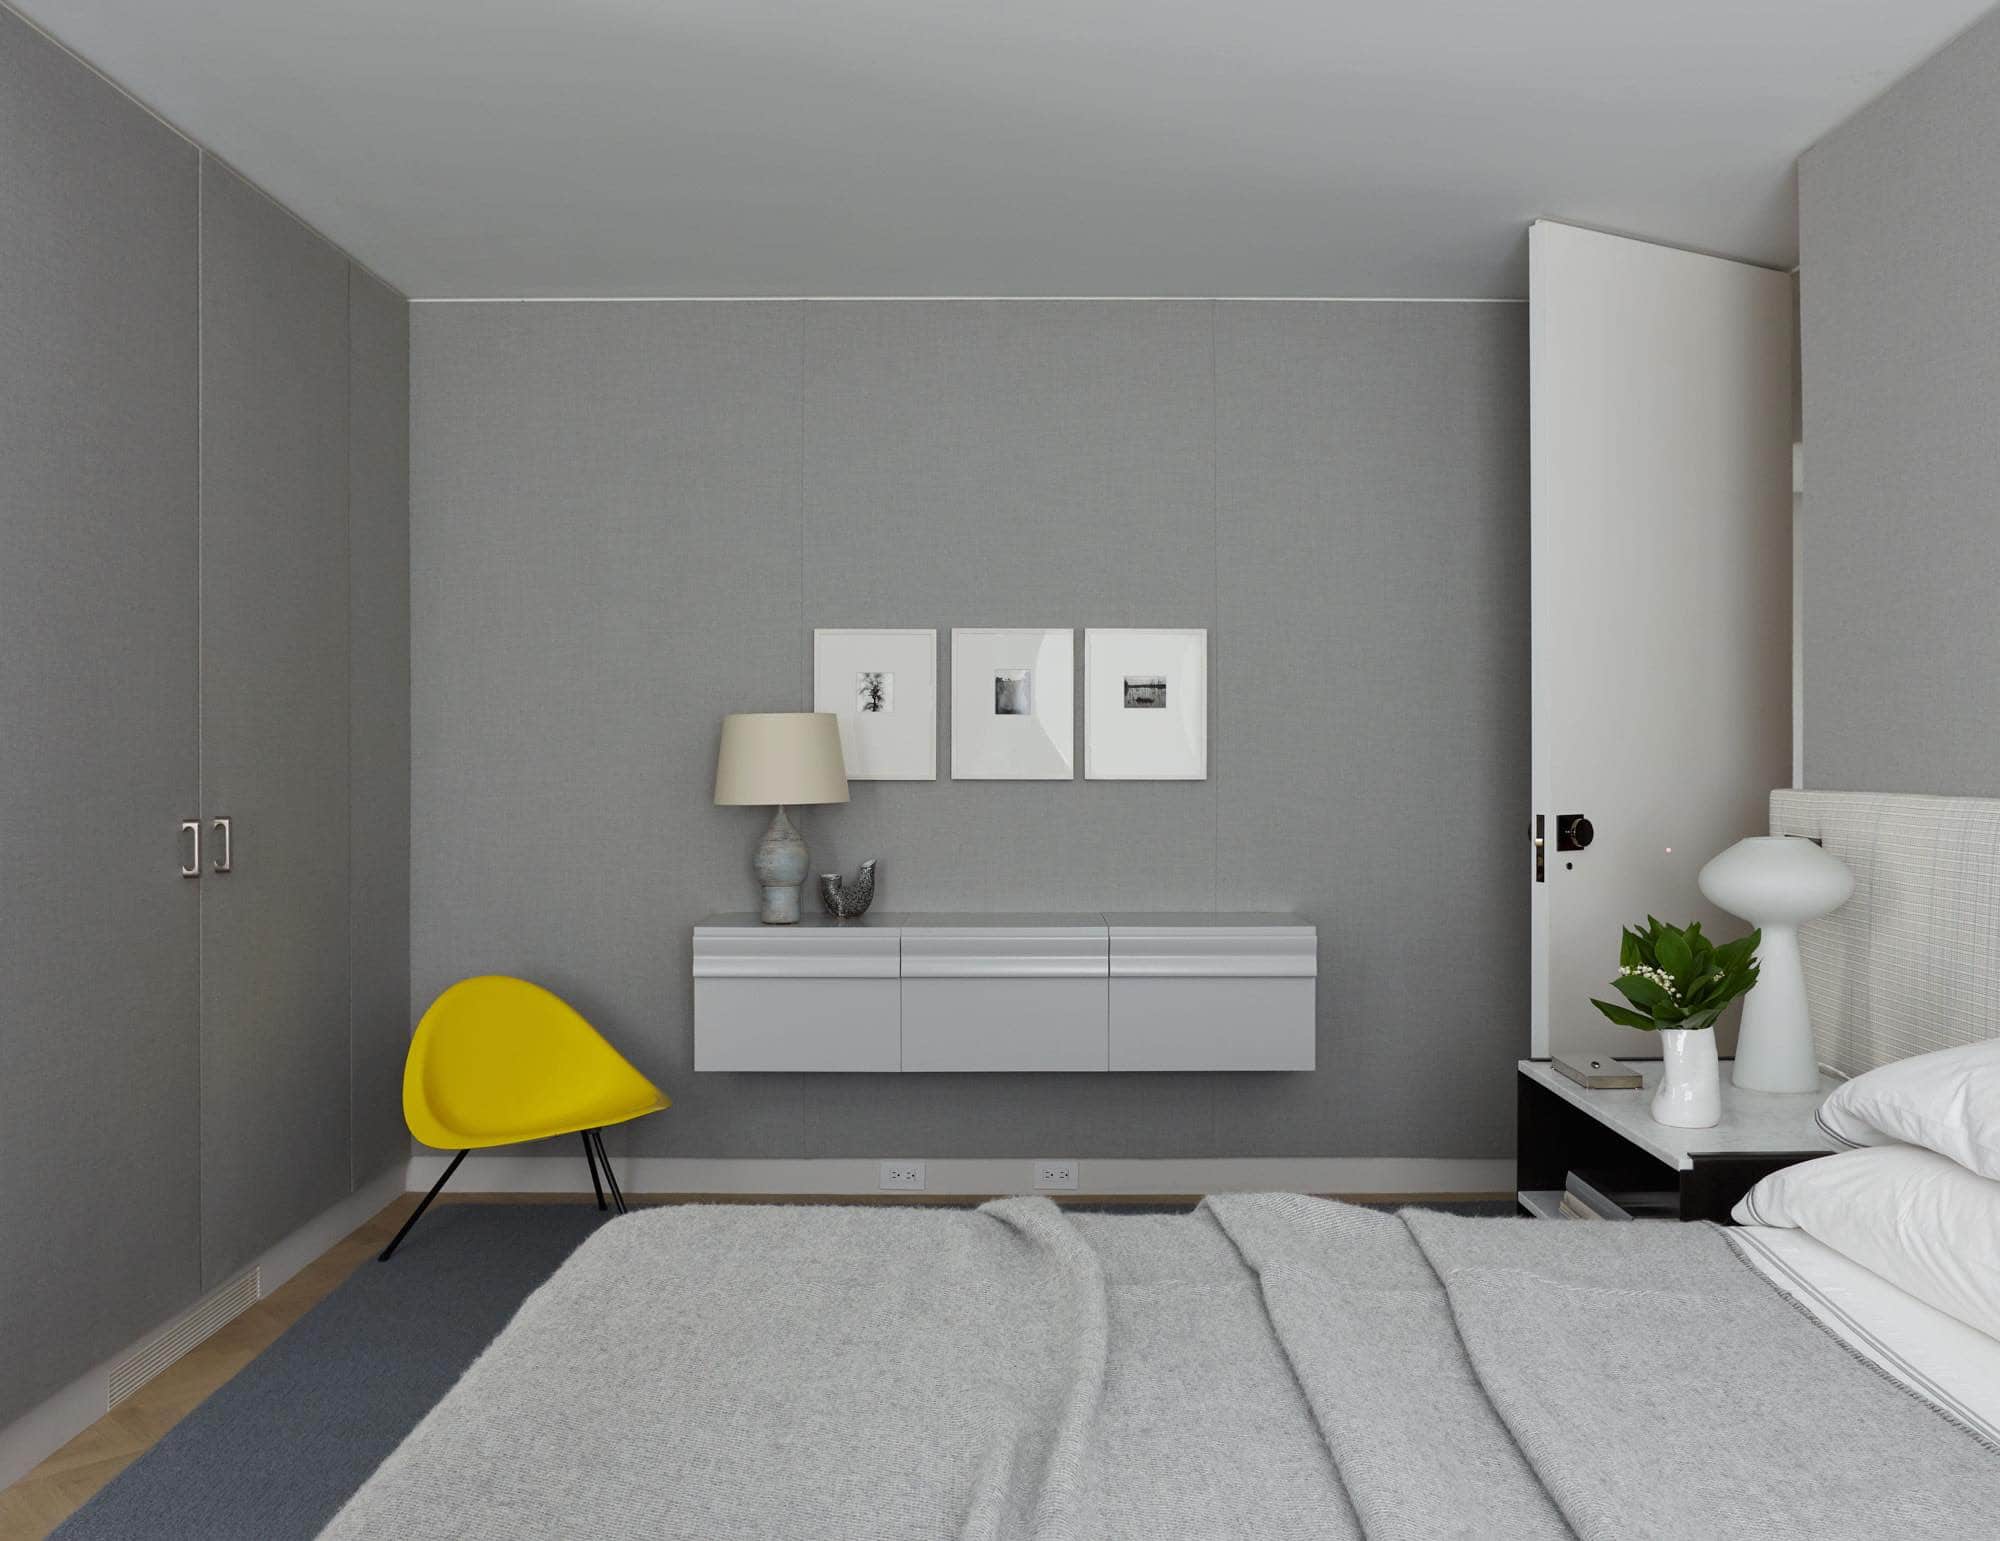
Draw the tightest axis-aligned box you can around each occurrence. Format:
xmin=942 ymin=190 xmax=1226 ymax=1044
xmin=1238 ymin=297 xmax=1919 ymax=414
xmin=408 ymin=295 xmax=1530 ymax=304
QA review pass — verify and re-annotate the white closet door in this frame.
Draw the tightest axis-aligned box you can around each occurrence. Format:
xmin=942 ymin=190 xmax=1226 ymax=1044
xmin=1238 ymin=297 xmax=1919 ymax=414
xmin=1530 ymin=221 xmax=1794 ymax=1060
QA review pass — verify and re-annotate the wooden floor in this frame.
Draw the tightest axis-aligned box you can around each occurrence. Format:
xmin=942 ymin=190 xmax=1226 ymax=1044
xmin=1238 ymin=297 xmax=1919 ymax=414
xmin=0 ymin=1192 xmax=419 ymax=1541
xmin=0 ymin=1189 xmax=1505 ymax=1538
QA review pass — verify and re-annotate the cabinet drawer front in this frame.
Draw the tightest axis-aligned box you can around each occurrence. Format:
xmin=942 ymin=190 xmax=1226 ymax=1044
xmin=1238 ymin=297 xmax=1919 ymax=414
xmin=901 ymin=929 xmax=1107 ymax=979
xmin=694 ymin=928 xmax=900 ymax=980
xmin=1109 ymin=978 xmax=1315 ymax=1070
xmin=1108 ymin=926 xmax=1316 ymax=979
xmin=900 ymin=979 xmax=1109 ymax=1071
xmin=694 ymin=979 xmax=900 ymax=1071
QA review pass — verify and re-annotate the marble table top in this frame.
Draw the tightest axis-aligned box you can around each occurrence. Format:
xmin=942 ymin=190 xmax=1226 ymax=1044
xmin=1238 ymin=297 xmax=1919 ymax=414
xmin=1519 ymin=1058 xmax=1843 ymax=1172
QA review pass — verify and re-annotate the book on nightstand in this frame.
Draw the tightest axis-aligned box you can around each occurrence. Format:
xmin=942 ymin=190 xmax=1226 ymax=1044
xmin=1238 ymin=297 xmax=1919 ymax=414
xmin=1551 ymin=1055 xmax=1643 ymax=1090
xmin=1565 ymin=1169 xmax=1678 ymax=1221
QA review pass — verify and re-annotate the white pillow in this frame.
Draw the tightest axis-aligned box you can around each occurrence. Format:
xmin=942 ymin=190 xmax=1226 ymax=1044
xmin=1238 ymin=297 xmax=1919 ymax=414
xmin=1816 ymin=1039 xmax=2000 ymax=1180
xmin=1734 ymin=1144 xmax=2000 ymax=1343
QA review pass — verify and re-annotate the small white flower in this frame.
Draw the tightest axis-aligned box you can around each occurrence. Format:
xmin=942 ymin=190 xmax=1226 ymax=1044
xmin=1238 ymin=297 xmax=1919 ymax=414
xmin=1618 ymin=963 xmax=1681 ymax=1002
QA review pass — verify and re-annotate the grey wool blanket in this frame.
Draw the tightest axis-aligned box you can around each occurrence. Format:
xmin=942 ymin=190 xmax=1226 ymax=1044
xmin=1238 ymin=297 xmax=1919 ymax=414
xmin=323 ymin=1197 xmax=2000 ymax=1540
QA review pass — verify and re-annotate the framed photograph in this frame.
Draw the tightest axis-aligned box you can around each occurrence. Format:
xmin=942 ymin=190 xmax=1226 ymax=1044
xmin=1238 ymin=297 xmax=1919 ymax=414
xmin=813 ymin=629 xmax=937 ymax=780
xmin=1084 ymin=628 xmax=1208 ymax=780
xmin=950 ymin=629 xmax=1074 ymax=779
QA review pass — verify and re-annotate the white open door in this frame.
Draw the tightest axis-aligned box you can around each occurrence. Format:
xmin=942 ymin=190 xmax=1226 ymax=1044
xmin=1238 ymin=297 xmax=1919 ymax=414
xmin=1531 ymin=221 xmax=1794 ymax=1061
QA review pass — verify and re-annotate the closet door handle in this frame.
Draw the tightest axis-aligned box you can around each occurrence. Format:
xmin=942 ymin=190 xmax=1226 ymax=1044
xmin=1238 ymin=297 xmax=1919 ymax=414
xmin=180 ymin=819 xmax=201 ymax=878
xmin=211 ymin=816 xmax=232 ymax=874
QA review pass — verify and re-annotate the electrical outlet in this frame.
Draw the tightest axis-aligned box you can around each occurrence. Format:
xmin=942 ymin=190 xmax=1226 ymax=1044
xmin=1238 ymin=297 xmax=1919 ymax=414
xmin=1034 ymin=1159 xmax=1078 ymax=1191
xmin=879 ymin=1160 xmax=926 ymax=1191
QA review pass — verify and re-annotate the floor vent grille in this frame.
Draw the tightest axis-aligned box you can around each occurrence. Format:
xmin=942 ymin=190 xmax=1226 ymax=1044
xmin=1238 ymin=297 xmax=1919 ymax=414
xmin=107 ymin=1267 xmax=260 ymax=1409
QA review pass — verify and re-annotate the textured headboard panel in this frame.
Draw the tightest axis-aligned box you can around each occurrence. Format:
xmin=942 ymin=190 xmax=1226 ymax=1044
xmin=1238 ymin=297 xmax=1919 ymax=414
xmin=1770 ymin=791 xmax=2000 ymax=1076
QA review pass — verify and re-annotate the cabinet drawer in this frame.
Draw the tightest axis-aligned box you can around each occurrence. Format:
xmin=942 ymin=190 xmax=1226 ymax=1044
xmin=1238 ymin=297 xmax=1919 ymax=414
xmin=692 ymin=923 xmax=900 ymax=979
xmin=1109 ymin=977 xmax=1315 ymax=1070
xmin=694 ymin=979 xmax=900 ymax=1072
xmin=693 ymin=920 xmax=901 ymax=1071
xmin=900 ymin=979 xmax=1109 ymax=1071
xmin=900 ymin=920 xmax=1107 ymax=979
xmin=1105 ymin=915 xmax=1316 ymax=977
xmin=1105 ymin=915 xmax=1315 ymax=1070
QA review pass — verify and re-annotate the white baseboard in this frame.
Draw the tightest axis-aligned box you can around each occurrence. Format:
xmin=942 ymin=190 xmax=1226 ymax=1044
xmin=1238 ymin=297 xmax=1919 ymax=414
xmin=409 ymin=1152 xmax=1514 ymax=1198
xmin=0 ymin=1163 xmax=405 ymax=1492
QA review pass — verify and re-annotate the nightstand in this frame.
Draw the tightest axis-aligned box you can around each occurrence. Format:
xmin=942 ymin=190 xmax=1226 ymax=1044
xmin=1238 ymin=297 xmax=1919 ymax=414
xmin=1516 ymin=1059 xmax=1840 ymax=1222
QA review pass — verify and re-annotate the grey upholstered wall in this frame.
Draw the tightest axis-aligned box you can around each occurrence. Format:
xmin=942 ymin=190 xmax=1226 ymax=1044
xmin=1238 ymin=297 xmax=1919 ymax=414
xmin=411 ymin=299 xmax=1527 ymax=1160
xmin=1798 ymin=6 xmax=2000 ymax=795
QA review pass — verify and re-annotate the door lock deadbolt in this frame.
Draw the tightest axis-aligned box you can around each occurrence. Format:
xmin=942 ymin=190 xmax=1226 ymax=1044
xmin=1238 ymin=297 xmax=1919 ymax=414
xmin=1555 ymin=814 xmax=1594 ymax=853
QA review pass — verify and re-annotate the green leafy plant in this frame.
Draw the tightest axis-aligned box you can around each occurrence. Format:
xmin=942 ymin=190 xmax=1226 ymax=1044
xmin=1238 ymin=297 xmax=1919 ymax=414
xmin=1590 ymin=916 xmax=1761 ymax=1033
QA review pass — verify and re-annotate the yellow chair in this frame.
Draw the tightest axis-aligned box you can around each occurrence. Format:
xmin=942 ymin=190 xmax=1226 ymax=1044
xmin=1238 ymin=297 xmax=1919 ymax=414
xmin=380 ymin=976 xmax=670 ymax=1260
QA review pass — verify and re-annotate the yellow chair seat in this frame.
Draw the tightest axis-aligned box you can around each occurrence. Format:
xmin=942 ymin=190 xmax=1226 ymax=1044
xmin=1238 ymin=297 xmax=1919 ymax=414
xmin=404 ymin=975 xmax=669 ymax=1150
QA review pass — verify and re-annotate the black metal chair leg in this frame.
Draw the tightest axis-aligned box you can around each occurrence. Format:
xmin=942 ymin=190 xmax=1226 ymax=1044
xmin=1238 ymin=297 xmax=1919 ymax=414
xmin=591 ymin=1129 xmax=628 ymax=1214
xmin=581 ymin=1131 xmax=607 ymax=1211
xmin=380 ymin=1149 xmax=468 ymax=1261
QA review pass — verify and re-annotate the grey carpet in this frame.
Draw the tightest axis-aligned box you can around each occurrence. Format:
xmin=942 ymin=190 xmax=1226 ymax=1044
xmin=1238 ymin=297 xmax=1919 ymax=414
xmin=53 ymin=1205 xmax=605 ymax=1540
xmin=53 ymin=1197 xmax=1513 ymax=1539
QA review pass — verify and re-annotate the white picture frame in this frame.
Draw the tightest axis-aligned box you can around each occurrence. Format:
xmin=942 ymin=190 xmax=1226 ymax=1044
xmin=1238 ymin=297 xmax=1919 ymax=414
xmin=950 ymin=628 xmax=1074 ymax=780
xmin=1084 ymin=628 xmax=1208 ymax=780
xmin=813 ymin=628 xmax=937 ymax=780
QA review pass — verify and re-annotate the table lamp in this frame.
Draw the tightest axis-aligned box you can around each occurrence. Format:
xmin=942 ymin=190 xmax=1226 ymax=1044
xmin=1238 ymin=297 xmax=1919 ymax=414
xmin=714 ymin=712 xmax=849 ymax=924
xmin=1697 ymin=834 xmax=1854 ymax=1092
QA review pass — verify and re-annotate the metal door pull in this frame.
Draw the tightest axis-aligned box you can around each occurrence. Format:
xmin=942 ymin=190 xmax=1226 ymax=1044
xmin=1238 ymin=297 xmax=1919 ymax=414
xmin=211 ymin=816 xmax=232 ymax=873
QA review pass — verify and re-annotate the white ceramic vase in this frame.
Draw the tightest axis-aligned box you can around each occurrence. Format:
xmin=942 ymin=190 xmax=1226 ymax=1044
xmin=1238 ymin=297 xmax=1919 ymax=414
xmin=1697 ymin=835 xmax=1855 ymax=1093
xmin=1652 ymin=1028 xmax=1721 ymax=1129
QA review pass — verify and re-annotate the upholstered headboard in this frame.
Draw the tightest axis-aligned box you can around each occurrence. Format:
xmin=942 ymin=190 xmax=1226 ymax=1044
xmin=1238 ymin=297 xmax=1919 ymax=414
xmin=1770 ymin=790 xmax=2000 ymax=1077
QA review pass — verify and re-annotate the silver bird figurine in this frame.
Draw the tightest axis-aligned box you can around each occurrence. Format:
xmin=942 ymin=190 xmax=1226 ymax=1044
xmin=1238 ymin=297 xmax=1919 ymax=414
xmin=819 ymin=859 xmax=878 ymax=920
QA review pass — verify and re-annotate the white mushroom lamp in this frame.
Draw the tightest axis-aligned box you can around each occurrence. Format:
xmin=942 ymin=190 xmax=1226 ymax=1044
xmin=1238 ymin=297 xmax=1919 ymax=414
xmin=1697 ymin=836 xmax=1854 ymax=1093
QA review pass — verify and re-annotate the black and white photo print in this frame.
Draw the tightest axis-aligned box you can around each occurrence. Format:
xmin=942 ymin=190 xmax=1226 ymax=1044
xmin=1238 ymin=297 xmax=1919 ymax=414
xmin=1084 ymin=629 xmax=1207 ymax=779
xmin=950 ymin=629 xmax=1074 ymax=778
xmin=857 ymin=671 xmax=892 ymax=713
xmin=994 ymin=669 xmax=1033 ymax=715
xmin=1123 ymin=675 xmax=1167 ymax=709
xmin=814 ymin=630 xmax=936 ymax=779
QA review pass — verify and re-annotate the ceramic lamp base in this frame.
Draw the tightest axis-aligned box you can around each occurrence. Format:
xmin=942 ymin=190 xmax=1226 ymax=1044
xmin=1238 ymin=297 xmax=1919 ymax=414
xmin=1730 ymin=923 xmax=1820 ymax=1092
xmin=752 ymin=805 xmax=808 ymax=924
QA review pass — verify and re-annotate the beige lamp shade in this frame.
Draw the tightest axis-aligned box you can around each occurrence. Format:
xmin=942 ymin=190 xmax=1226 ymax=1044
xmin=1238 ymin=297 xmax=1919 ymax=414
xmin=713 ymin=712 xmax=849 ymax=807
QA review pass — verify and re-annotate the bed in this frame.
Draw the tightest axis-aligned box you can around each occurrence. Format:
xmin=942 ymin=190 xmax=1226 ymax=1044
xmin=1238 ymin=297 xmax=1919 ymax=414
xmin=324 ymin=791 xmax=2000 ymax=1539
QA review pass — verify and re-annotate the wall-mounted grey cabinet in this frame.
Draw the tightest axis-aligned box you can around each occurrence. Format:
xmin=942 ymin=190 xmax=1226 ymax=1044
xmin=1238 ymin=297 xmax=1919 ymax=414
xmin=0 ymin=11 xmax=409 ymax=1428
xmin=693 ymin=914 xmax=1316 ymax=1072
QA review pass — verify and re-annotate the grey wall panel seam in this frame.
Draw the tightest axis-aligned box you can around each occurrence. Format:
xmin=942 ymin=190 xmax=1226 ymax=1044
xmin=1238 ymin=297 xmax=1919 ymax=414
xmin=1209 ymin=297 xmax=1220 ymax=1153
xmin=796 ymin=301 xmax=810 ymax=1159
xmin=195 ymin=153 xmax=207 ymax=1260
xmin=347 ymin=262 xmax=358 ymax=1192
xmin=1209 ymin=298 xmax=1220 ymax=911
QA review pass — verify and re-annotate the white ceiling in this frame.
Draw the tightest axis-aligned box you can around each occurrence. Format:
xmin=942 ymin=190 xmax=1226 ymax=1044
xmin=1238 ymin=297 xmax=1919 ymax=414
xmin=14 ymin=0 xmax=1994 ymax=298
